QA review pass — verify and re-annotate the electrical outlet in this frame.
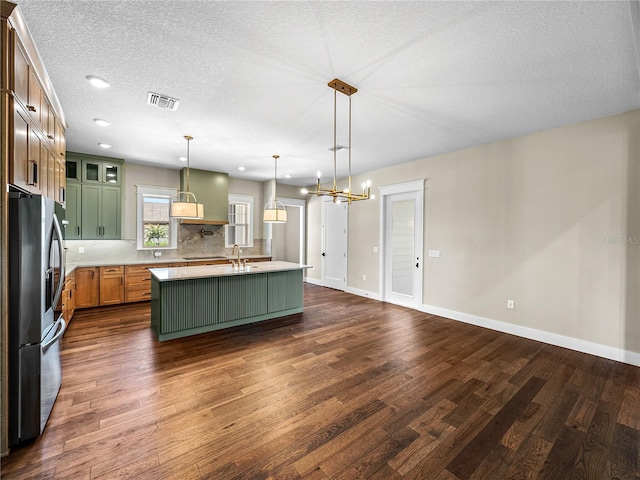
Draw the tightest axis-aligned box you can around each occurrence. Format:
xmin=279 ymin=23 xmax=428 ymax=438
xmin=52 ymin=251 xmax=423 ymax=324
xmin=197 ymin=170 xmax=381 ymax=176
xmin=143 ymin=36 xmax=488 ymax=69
xmin=507 ymin=300 xmax=515 ymax=309
xmin=362 ymin=274 xmax=366 ymax=281
xmin=78 ymin=247 xmax=85 ymax=254
xmin=373 ymin=246 xmax=378 ymax=253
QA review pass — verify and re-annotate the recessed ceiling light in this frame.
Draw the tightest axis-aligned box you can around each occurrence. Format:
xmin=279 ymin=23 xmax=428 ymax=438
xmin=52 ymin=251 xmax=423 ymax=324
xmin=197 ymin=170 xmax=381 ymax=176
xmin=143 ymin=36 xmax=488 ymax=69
xmin=178 ymin=156 xmax=187 ymax=162
xmin=284 ymin=174 xmax=291 ymax=178
xmin=98 ymin=143 xmax=112 ymax=149
xmin=93 ymin=118 xmax=111 ymax=127
xmin=238 ymin=166 xmax=245 ymax=171
xmin=86 ymin=75 xmax=110 ymax=89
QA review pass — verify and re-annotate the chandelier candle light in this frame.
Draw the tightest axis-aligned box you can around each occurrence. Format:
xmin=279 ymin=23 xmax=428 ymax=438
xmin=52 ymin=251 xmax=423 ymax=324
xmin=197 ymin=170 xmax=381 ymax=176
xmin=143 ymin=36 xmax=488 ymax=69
xmin=170 ymin=135 xmax=204 ymax=219
xmin=263 ymin=154 xmax=288 ymax=223
xmin=303 ymin=78 xmax=371 ymax=204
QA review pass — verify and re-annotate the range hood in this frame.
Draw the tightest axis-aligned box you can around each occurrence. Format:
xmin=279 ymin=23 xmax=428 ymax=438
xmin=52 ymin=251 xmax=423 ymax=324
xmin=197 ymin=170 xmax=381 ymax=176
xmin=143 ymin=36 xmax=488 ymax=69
xmin=179 ymin=167 xmax=229 ymax=225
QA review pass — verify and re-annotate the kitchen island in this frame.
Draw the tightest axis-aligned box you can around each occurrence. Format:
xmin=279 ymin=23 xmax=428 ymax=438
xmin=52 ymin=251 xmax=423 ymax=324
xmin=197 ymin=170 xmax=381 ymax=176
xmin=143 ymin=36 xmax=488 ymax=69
xmin=150 ymin=261 xmax=311 ymax=341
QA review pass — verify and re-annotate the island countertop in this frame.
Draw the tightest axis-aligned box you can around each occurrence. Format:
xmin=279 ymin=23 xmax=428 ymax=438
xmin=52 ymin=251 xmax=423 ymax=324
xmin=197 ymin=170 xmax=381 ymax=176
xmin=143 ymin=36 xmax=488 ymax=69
xmin=150 ymin=261 xmax=311 ymax=282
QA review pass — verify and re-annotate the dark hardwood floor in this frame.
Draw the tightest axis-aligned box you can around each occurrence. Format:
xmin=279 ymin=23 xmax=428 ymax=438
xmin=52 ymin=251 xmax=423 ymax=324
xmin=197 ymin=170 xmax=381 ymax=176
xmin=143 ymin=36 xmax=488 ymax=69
xmin=2 ymin=284 xmax=639 ymax=479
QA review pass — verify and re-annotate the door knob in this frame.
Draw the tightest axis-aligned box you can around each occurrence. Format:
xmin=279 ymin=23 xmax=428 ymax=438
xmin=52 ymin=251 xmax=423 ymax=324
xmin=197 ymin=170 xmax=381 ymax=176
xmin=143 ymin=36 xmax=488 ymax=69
xmin=322 ymin=252 xmax=326 ymax=256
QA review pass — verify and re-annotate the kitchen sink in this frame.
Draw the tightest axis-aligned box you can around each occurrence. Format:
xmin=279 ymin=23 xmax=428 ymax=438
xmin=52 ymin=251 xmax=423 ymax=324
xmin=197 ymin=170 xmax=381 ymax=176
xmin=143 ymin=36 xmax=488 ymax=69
xmin=184 ymin=256 xmax=227 ymax=260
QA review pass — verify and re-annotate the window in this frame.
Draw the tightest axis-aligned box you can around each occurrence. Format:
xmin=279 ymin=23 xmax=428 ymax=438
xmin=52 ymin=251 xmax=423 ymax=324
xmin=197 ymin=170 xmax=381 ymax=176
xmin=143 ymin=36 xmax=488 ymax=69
xmin=136 ymin=185 xmax=178 ymax=250
xmin=225 ymin=194 xmax=254 ymax=248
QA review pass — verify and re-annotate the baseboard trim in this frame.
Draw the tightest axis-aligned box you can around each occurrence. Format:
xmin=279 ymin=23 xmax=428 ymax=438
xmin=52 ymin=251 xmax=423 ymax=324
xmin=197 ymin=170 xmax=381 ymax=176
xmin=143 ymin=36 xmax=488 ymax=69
xmin=345 ymin=286 xmax=382 ymax=301
xmin=304 ymin=277 xmax=323 ymax=287
xmin=421 ymin=303 xmax=640 ymax=368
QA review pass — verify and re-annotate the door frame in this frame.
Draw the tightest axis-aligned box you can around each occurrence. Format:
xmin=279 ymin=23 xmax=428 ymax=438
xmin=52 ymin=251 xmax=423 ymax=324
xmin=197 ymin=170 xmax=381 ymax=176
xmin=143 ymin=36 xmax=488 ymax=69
xmin=379 ymin=180 xmax=425 ymax=308
xmin=321 ymin=198 xmax=348 ymax=290
xmin=278 ymin=197 xmax=306 ymax=265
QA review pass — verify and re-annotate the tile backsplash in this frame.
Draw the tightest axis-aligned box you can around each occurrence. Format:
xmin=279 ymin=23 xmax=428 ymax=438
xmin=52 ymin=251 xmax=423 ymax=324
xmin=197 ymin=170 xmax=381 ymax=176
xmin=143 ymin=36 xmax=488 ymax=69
xmin=66 ymin=224 xmax=266 ymax=265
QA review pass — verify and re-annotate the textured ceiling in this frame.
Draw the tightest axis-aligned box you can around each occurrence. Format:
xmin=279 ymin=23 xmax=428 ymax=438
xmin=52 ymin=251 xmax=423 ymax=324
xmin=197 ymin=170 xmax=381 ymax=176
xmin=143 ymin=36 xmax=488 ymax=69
xmin=15 ymin=0 xmax=640 ymax=187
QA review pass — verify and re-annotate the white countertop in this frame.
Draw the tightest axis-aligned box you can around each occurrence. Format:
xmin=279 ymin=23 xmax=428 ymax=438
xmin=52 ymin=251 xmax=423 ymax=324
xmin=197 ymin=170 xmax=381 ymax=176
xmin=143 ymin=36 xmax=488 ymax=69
xmin=65 ymin=255 xmax=272 ymax=275
xmin=150 ymin=261 xmax=312 ymax=282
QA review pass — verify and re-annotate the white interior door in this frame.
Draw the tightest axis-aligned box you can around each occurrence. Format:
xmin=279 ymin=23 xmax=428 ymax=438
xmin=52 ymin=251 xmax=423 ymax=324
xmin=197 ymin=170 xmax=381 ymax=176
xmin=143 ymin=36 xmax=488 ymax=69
xmin=322 ymin=201 xmax=347 ymax=290
xmin=381 ymin=181 xmax=424 ymax=308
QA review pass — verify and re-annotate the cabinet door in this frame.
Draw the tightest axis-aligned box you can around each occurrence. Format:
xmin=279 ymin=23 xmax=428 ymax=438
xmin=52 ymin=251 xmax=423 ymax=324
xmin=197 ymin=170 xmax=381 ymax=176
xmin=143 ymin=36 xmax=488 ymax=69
xmin=65 ymin=183 xmax=81 ymax=239
xmin=39 ymin=142 xmax=48 ymax=198
xmin=102 ymin=162 xmax=121 ymax=185
xmin=65 ymin=158 xmax=81 ymax=182
xmin=81 ymin=184 xmax=101 ymax=239
xmin=28 ymin=69 xmax=43 ymax=126
xmin=82 ymin=160 xmax=102 ymax=183
xmin=55 ymin=118 xmax=66 ymax=159
xmin=47 ymin=149 xmax=56 ymax=201
xmin=56 ymin=159 xmax=66 ymax=205
xmin=13 ymin=35 xmax=29 ymax=109
xmin=100 ymin=186 xmax=121 ymax=239
xmin=12 ymin=107 xmax=29 ymax=190
xmin=100 ymin=267 xmax=124 ymax=305
xmin=74 ymin=267 xmax=100 ymax=308
xmin=27 ymin=128 xmax=41 ymax=194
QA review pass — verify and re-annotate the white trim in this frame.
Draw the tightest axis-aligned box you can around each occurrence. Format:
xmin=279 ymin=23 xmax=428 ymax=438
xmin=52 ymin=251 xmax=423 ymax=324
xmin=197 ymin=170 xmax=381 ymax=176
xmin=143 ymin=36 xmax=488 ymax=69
xmin=305 ymin=276 xmax=323 ymax=286
xmin=136 ymin=185 xmax=178 ymax=250
xmin=420 ymin=303 xmax=640 ymax=367
xmin=226 ymin=194 xmax=254 ymax=248
xmin=278 ymin=197 xmax=307 ymax=265
xmin=379 ymin=179 xmax=425 ymax=307
xmin=378 ymin=179 xmax=426 ymax=197
xmin=345 ymin=286 xmax=382 ymax=301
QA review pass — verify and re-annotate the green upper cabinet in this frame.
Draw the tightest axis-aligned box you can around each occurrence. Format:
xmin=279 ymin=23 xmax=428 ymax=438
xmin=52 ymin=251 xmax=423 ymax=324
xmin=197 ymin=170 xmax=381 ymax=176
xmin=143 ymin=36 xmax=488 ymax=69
xmin=81 ymin=184 xmax=121 ymax=239
xmin=65 ymin=152 xmax=123 ymax=239
xmin=180 ymin=167 xmax=229 ymax=224
xmin=82 ymin=159 xmax=121 ymax=185
xmin=65 ymin=182 xmax=81 ymax=239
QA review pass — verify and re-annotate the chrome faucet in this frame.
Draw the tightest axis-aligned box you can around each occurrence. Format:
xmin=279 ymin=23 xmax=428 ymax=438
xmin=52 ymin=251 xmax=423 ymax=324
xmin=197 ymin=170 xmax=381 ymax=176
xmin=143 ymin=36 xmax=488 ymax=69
xmin=232 ymin=244 xmax=241 ymax=267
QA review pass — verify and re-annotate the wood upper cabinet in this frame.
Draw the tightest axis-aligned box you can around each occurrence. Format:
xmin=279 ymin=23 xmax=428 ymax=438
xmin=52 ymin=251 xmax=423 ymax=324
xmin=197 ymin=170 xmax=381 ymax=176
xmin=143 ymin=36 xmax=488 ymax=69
xmin=12 ymin=33 xmax=30 ymax=111
xmin=74 ymin=267 xmax=100 ymax=309
xmin=5 ymin=6 xmax=67 ymax=203
xmin=100 ymin=266 xmax=124 ymax=306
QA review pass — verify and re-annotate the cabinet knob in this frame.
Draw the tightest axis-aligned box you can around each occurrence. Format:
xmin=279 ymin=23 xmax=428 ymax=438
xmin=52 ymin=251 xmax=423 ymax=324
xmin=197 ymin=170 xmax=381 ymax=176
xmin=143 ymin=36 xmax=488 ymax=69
xmin=27 ymin=105 xmax=36 ymax=112
xmin=47 ymin=134 xmax=54 ymax=140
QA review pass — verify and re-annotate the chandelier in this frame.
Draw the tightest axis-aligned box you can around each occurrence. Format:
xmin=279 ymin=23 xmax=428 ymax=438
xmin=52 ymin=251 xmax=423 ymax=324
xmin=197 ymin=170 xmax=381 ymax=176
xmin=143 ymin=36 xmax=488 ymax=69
xmin=303 ymin=78 xmax=371 ymax=204
xmin=263 ymin=154 xmax=288 ymax=223
xmin=170 ymin=135 xmax=204 ymax=219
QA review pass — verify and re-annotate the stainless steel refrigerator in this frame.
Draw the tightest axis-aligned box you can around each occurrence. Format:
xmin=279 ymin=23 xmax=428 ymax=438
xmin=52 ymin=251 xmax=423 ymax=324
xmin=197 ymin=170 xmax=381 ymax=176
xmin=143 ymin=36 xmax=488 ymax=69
xmin=8 ymin=191 xmax=67 ymax=446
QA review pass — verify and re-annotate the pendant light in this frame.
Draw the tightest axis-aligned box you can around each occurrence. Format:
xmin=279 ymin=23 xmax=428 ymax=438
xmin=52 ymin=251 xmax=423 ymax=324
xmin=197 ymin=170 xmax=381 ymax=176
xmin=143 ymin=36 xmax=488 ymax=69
xmin=263 ymin=154 xmax=287 ymax=223
xmin=170 ymin=135 xmax=204 ymax=219
xmin=303 ymin=78 xmax=371 ymax=204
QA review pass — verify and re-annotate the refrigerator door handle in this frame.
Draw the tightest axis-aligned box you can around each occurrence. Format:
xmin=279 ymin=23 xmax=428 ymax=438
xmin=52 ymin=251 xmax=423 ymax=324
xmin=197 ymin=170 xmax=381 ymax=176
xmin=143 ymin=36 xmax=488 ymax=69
xmin=42 ymin=318 xmax=66 ymax=352
xmin=51 ymin=214 xmax=65 ymax=308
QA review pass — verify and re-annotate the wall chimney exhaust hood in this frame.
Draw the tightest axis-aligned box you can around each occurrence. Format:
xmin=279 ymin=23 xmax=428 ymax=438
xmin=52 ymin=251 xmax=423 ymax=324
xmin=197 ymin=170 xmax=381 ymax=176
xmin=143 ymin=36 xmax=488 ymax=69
xmin=179 ymin=167 xmax=229 ymax=225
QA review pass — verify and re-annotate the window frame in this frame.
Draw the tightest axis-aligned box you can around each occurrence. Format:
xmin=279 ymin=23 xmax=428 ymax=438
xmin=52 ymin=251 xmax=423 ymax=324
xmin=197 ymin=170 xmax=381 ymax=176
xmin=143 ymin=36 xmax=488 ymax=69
xmin=136 ymin=185 xmax=178 ymax=250
xmin=225 ymin=194 xmax=254 ymax=248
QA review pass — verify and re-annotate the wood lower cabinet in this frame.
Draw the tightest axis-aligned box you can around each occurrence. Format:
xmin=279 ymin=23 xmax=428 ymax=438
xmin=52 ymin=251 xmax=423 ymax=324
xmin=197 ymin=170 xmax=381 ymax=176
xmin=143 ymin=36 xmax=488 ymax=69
xmin=74 ymin=267 xmax=100 ymax=308
xmin=61 ymin=271 xmax=76 ymax=325
xmin=100 ymin=266 xmax=124 ymax=306
xmin=74 ymin=258 xmax=272 ymax=308
xmin=125 ymin=263 xmax=171 ymax=303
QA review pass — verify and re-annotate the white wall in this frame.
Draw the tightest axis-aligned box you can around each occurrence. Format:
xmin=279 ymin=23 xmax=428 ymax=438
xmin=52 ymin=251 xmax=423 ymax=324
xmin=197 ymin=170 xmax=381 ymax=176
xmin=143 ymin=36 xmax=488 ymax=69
xmin=307 ymin=110 xmax=640 ymax=357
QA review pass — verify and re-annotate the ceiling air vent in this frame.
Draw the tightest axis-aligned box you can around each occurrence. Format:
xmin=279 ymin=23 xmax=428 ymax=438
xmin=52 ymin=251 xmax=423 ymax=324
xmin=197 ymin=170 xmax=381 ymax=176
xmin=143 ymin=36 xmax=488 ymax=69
xmin=147 ymin=91 xmax=180 ymax=111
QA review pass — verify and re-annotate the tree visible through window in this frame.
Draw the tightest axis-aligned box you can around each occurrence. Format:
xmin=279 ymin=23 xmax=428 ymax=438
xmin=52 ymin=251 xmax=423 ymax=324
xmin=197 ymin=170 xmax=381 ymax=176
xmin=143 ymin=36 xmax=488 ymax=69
xmin=143 ymin=197 xmax=171 ymax=247
xmin=136 ymin=185 xmax=178 ymax=250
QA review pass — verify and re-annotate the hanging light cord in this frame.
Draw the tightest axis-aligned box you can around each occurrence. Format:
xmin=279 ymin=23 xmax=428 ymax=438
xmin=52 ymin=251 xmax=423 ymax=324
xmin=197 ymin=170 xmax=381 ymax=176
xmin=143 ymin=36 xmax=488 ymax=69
xmin=185 ymin=135 xmax=193 ymax=197
xmin=273 ymin=154 xmax=279 ymax=202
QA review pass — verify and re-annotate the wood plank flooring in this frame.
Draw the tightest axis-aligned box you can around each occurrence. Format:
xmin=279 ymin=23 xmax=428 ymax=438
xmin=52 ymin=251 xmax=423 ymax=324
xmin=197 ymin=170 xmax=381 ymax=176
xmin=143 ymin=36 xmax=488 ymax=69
xmin=1 ymin=283 xmax=639 ymax=479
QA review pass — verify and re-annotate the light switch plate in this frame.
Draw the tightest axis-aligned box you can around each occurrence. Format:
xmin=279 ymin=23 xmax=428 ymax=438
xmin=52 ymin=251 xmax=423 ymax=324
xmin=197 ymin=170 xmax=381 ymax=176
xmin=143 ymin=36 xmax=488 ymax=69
xmin=428 ymin=250 xmax=440 ymax=258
